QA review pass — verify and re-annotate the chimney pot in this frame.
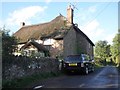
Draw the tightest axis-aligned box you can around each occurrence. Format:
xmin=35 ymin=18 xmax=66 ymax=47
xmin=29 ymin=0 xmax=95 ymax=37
xmin=21 ymin=22 xmax=25 ymax=27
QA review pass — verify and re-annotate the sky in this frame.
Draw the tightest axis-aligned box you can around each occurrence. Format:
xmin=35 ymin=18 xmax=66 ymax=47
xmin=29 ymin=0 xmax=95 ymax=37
xmin=0 ymin=0 xmax=119 ymax=45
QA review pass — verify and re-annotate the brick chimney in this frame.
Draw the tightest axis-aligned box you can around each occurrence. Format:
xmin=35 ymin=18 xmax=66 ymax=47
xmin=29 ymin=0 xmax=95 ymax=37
xmin=67 ymin=5 xmax=74 ymax=25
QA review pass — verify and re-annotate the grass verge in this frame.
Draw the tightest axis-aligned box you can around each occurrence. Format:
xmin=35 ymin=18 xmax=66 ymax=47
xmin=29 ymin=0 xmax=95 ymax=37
xmin=118 ymin=65 xmax=120 ymax=73
xmin=2 ymin=71 xmax=63 ymax=88
xmin=94 ymin=63 xmax=103 ymax=69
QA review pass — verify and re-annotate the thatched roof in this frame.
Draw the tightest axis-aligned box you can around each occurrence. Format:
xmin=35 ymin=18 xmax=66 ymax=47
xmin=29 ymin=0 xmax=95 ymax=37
xmin=14 ymin=14 xmax=94 ymax=46
xmin=21 ymin=40 xmax=48 ymax=52
xmin=40 ymin=24 xmax=94 ymax=46
xmin=40 ymin=28 xmax=69 ymax=40
xmin=14 ymin=14 xmax=68 ymax=43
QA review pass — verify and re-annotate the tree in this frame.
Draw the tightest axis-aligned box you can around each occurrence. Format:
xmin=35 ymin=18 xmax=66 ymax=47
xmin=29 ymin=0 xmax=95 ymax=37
xmin=1 ymin=27 xmax=17 ymax=59
xmin=110 ymin=32 xmax=120 ymax=66
xmin=94 ymin=40 xmax=112 ymax=66
xmin=95 ymin=40 xmax=111 ymax=61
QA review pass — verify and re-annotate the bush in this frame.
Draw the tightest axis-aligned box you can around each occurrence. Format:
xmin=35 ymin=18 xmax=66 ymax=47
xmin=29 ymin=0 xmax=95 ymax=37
xmin=116 ymin=55 xmax=120 ymax=66
xmin=94 ymin=57 xmax=104 ymax=67
xmin=2 ymin=71 xmax=62 ymax=88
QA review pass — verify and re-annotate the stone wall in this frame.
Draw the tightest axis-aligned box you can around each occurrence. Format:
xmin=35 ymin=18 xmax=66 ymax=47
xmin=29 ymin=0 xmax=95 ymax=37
xmin=2 ymin=56 xmax=59 ymax=80
xmin=76 ymin=32 xmax=94 ymax=59
xmin=63 ymin=26 xmax=77 ymax=58
xmin=63 ymin=25 xmax=94 ymax=59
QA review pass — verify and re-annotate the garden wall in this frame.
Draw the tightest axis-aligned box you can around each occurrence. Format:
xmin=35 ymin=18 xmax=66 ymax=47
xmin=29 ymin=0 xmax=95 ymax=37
xmin=2 ymin=56 xmax=59 ymax=80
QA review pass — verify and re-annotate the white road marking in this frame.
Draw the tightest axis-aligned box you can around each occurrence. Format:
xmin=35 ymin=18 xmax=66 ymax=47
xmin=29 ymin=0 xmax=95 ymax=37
xmin=79 ymin=84 xmax=85 ymax=87
xmin=34 ymin=85 xmax=44 ymax=89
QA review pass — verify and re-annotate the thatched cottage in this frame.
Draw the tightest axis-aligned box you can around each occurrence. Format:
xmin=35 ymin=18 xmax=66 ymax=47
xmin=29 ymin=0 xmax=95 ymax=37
xmin=14 ymin=5 xmax=94 ymax=59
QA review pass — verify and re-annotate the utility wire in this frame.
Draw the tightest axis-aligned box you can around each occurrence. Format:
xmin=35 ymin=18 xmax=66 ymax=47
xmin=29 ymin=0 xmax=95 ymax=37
xmin=73 ymin=2 xmax=112 ymax=29
xmin=83 ymin=2 xmax=112 ymax=29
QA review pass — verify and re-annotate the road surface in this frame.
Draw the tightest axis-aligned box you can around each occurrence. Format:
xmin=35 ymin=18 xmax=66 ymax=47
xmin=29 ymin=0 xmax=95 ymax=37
xmin=29 ymin=66 xmax=119 ymax=89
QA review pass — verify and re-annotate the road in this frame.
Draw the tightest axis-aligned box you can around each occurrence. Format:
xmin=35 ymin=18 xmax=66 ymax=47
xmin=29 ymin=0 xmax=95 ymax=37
xmin=30 ymin=66 xmax=119 ymax=89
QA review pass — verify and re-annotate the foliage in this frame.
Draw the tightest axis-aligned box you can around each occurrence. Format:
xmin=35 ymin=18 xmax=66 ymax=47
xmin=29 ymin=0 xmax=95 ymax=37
xmin=94 ymin=40 xmax=111 ymax=61
xmin=94 ymin=57 xmax=104 ymax=67
xmin=2 ymin=71 xmax=62 ymax=88
xmin=110 ymin=32 xmax=120 ymax=65
xmin=111 ymin=33 xmax=120 ymax=56
xmin=1 ymin=27 xmax=17 ymax=60
xmin=94 ymin=30 xmax=120 ymax=66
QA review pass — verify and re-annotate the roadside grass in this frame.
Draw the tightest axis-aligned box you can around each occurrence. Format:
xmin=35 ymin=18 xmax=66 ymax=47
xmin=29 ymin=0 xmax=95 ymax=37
xmin=94 ymin=57 xmax=105 ymax=68
xmin=94 ymin=61 xmax=105 ymax=70
xmin=2 ymin=71 xmax=63 ymax=88
xmin=118 ymin=65 xmax=120 ymax=73
xmin=95 ymin=63 xmax=103 ymax=68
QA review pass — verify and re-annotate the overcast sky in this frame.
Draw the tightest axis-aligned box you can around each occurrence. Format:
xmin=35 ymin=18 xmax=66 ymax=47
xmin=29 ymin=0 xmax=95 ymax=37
xmin=0 ymin=0 xmax=119 ymax=44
